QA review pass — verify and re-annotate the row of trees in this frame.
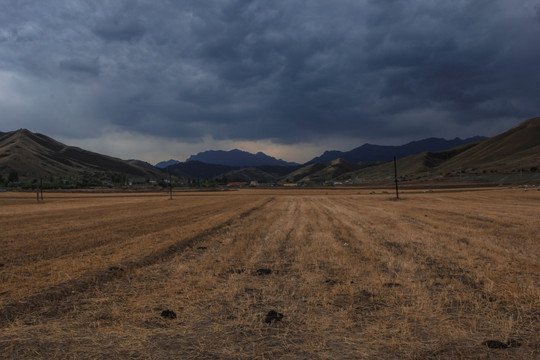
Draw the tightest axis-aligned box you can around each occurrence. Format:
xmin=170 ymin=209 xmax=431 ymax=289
xmin=0 ymin=171 xmax=20 ymax=186
xmin=1 ymin=171 xmax=100 ymax=189
xmin=0 ymin=170 xmax=226 ymax=189
xmin=1 ymin=171 xmax=129 ymax=189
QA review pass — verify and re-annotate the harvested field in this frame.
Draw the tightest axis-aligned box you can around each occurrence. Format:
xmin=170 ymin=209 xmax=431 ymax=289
xmin=0 ymin=188 xmax=539 ymax=359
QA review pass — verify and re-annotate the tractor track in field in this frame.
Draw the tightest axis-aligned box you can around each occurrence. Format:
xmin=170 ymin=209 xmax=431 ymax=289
xmin=316 ymin=197 xmax=488 ymax=292
xmin=2 ymin=198 xmax=239 ymax=266
xmin=0 ymin=198 xmax=274 ymax=327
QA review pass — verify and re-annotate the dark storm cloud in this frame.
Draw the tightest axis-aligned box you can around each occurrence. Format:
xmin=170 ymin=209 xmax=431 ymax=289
xmin=59 ymin=57 xmax=100 ymax=76
xmin=93 ymin=19 xmax=146 ymax=42
xmin=1 ymin=0 xmax=539 ymax=145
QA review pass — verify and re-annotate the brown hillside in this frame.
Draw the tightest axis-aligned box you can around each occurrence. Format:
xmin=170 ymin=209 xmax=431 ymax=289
xmin=281 ymin=162 xmax=328 ymax=183
xmin=438 ymin=117 xmax=540 ymax=172
xmin=341 ymin=116 xmax=540 ymax=183
xmin=0 ymin=129 xmax=163 ymax=181
xmin=223 ymin=167 xmax=280 ymax=183
xmin=281 ymin=158 xmax=372 ymax=184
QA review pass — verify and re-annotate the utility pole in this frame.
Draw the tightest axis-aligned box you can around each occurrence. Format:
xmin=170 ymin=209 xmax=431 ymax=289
xmin=394 ymin=156 xmax=399 ymax=199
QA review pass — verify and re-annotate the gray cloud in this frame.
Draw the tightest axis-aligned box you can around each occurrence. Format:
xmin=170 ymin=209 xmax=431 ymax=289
xmin=0 ymin=0 xmax=539 ymax=159
xmin=93 ymin=18 xmax=146 ymax=42
xmin=59 ymin=57 xmax=100 ymax=76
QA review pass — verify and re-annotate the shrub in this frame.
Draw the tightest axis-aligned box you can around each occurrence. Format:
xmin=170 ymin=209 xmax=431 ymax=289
xmin=8 ymin=170 xmax=19 ymax=183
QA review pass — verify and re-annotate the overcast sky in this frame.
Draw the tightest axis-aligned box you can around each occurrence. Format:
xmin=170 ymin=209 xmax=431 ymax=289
xmin=1 ymin=0 xmax=539 ymax=164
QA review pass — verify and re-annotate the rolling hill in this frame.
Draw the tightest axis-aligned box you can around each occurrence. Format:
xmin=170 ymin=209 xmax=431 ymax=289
xmin=0 ymin=129 xmax=164 ymax=184
xmin=308 ymin=136 xmax=485 ymax=163
xmin=435 ymin=117 xmax=540 ymax=173
xmin=165 ymin=161 xmax=301 ymax=182
xmin=165 ymin=161 xmax=237 ymax=180
xmin=281 ymin=159 xmax=382 ymax=184
xmin=334 ymin=117 xmax=540 ymax=183
xmin=221 ymin=167 xmax=281 ymax=183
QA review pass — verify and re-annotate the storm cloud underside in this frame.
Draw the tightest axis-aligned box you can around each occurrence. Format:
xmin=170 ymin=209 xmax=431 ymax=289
xmin=0 ymin=0 xmax=539 ymax=162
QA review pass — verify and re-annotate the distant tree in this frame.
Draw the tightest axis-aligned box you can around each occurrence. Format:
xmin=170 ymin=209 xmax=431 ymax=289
xmin=0 ymin=173 xmax=4 ymax=184
xmin=530 ymin=166 xmax=538 ymax=173
xmin=8 ymin=171 xmax=19 ymax=183
xmin=110 ymin=173 xmax=125 ymax=185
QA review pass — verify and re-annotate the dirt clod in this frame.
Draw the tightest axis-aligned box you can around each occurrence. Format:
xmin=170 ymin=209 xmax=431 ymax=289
xmin=482 ymin=340 xmax=508 ymax=349
xmin=255 ymin=268 xmax=272 ymax=276
xmin=383 ymin=282 xmax=401 ymax=287
xmin=482 ymin=339 xmax=521 ymax=349
xmin=197 ymin=246 xmax=207 ymax=250
xmin=361 ymin=290 xmax=375 ymax=298
xmin=264 ymin=310 xmax=283 ymax=323
xmin=161 ymin=310 xmax=177 ymax=319
xmin=506 ymin=339 xmax=522 ymax=348
xmin=108 ymin=266 xmax=124 ymax=273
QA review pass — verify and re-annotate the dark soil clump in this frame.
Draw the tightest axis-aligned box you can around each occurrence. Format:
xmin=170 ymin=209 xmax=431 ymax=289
xmin=255 ymin=268 xmax=273 ymax=276
xmin=482 ymin=339 xmax=521 ymax=349
xmin=161 ymin=310 xmax=177 ymax=319
xmin=264 ymin=310 xmax=283 ymax=323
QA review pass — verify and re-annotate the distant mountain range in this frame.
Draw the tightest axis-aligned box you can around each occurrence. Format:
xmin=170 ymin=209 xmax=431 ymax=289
xmin=156 ymin=137 xmax=484 ymax=174
xmin=287 ymin=117 xmax=540 ymax=184
xmin=2 ymin=117 xmax=539 ymax=186
xmin=155 ymin=159 xmax=181 ymax=169
xmin=307 ymin=137 xmax=485 ymax=164
xmin=158 ymin=149 xmax=301 ymax=182
xmin=186 ymin=149 xmax=299 ymax=167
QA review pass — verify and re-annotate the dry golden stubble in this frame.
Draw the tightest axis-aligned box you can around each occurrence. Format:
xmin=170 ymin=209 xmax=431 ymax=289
xmin=0 ymin=188 xmax=538 ymax=359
